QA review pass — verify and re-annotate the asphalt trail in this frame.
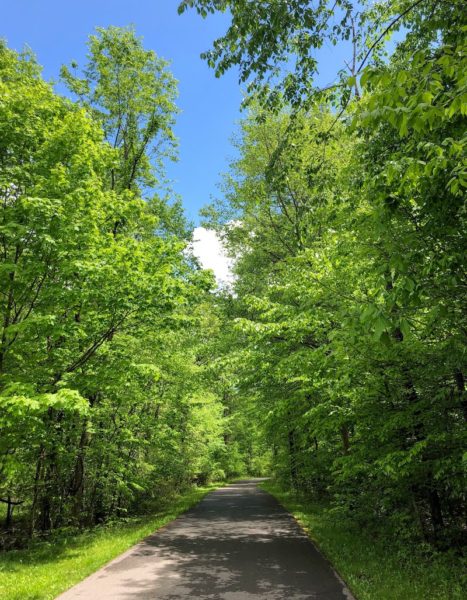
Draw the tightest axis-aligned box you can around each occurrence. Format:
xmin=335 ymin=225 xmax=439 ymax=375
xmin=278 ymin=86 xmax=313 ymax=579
xmin=57 ymin=479 xmax=353 ymax=599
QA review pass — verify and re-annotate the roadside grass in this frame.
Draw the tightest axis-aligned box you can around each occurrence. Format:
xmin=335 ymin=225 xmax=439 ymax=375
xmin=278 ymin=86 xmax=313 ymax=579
xmin=261 ymin=480 xmax=466 ymax=600
xmin=0 ymin=483 xmax=220 ymax=600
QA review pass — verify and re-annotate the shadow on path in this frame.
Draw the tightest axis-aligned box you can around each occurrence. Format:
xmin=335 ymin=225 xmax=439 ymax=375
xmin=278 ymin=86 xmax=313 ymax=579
xmin=57 ymin=480 xmax=353 ymax=600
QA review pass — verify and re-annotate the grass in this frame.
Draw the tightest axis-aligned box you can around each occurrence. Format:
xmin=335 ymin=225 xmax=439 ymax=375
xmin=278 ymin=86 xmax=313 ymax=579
xmin=0 ymin=483 xmax=220 ymax=600
xmin=261 ymin=480 xmax=466 ymax=600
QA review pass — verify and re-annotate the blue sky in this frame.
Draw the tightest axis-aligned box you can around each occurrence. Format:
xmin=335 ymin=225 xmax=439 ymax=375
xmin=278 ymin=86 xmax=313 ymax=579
xmin=2 ymin=0 xmax=354 ymax=225
xmin=2 ymin=0 xmax=243 ymax=224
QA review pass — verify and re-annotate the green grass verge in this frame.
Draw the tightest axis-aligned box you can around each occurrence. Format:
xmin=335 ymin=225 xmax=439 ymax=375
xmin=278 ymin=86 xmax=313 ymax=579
xmin=0 ymin=484 xmax=220 ymax=600
xmin=261 ymin=480 xmax=466 ymax=600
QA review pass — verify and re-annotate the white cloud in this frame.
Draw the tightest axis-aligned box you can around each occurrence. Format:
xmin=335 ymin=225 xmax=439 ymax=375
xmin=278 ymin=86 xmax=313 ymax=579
xmin=191 ymin=227 xmax=234 ymax=287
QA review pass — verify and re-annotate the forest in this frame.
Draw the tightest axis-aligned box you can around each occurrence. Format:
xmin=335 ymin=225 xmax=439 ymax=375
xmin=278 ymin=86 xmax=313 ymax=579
xmin=0 ymin=0 xmax=466 ymax=598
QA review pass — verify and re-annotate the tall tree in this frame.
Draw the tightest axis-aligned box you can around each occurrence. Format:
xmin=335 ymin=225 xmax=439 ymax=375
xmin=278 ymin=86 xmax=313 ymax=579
xmin=0 ymin=36 xmax=233 ymax=539
xmin=61 ymin=26 xmax=178 ymax=195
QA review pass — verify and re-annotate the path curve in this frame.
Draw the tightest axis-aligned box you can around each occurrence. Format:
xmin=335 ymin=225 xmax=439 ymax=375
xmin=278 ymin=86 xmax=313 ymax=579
xmin=57 ymin=479 xmax=354 ymax=599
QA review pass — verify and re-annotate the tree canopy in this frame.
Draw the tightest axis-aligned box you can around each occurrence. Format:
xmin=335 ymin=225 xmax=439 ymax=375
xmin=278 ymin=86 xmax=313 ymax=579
xmin=184 ymin=0 xmax=466 ymax=546
xmin=0 ymin=2 xmax=465 ymax=566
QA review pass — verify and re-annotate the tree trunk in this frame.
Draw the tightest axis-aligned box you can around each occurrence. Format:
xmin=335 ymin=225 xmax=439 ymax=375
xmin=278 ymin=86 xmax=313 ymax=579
xmin=69 ymin=423 xmax=90 ymax=524
xmin=454 ymin=369 xmax=467 ymax=421
xmin=428 ymin=487 xmax=444 ymax=537
xmin=3 ymin=496 xmax=13 ymax=529
xmin=340 ymin=424 xmax=350 ymax=454
xmin=39 ymin=494 xmax=52 ymax=532
xmin=30 ymin=448 xmax=45 ymax=536
xmin=288 ymin=429 xmax=299 ymax=489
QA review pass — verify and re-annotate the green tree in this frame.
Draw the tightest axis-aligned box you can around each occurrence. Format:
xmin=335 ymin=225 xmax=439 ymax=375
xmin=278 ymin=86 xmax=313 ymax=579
xmin=0 ymin=37 xmax=229 ymax=538
xmin=61 ymin=26 xmax=178 ymax=195
xmin=179 ymin=0 xmax=463 ymax=110
xmin=183 ymin=0 xmax=466 ymax=547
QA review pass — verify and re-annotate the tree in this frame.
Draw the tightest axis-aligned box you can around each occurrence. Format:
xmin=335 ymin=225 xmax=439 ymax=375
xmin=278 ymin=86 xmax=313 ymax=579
xmin=201 ymin=78 xmax=466 ymax=540
xmin=61 ymin=26 xmax=178 ymax=196
xmin=182 ymin=0 xmax=466 ymax=545
xmin=179 ymin=0 xmax=464 ymax=110
xmin=0 ymin=37 xmax=231 ymax=539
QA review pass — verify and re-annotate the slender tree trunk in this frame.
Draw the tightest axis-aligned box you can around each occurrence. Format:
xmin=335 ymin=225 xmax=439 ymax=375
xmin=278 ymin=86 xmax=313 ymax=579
xmin=3 ymin=496 xmax=13 ymax=529
xmin=288 ymin=429 xmax=299 ymax=489
xmin=30 ymin=448 xmax=45 ymax=536
xmin=428 ymin=487 xmax=444 ymax=536
xmin=70 ymin=424 xmax=90 ymax=524
xmin=340 ymin=424 xmax=350 ymax=455
xmin=454 ymin=369 xmax=467 ymax=421
xmin=39 ymin=493 xmax=52 ymax=532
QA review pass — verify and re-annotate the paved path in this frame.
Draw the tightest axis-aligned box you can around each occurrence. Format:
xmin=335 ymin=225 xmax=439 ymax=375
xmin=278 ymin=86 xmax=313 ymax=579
xmin=57 ymin=480 xmax=353 ymax=599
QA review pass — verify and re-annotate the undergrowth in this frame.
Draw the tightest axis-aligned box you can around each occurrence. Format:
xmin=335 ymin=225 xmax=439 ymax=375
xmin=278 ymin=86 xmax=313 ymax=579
xmin=0 ymin=484 xmax=220 ymax=600
xmin=261 ymin=480 xmax=466 ymax=600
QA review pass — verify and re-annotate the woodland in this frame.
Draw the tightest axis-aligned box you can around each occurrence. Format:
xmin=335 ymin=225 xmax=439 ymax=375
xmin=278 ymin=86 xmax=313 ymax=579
xmin=0 ymin=0 xmax=465 ymax=596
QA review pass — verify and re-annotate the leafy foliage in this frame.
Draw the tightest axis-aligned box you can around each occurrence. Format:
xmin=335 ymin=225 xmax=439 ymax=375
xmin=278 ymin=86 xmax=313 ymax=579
xmin=194 ymin=3 xmax=466 ymax=551
xmin=1 ymin=7 xmax=465 ymax=592
xmin=0 ymin=31 xmax=248 ymax=544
